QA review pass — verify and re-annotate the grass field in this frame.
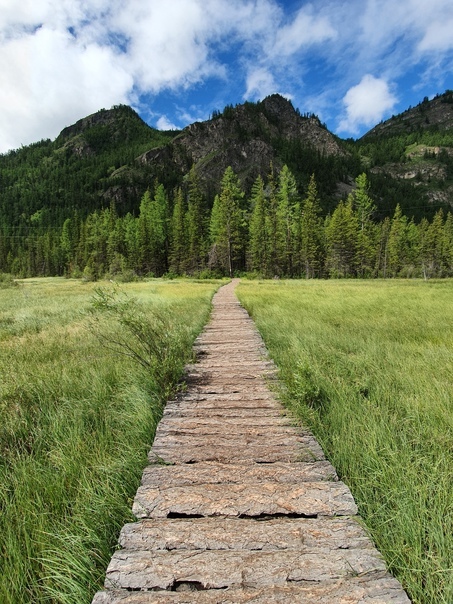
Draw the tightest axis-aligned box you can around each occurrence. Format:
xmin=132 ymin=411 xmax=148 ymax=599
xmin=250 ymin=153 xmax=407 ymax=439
xmin=237 ymin=279 xmax=453 ymax=604
xmin=0 ymin=277 xmax=220 ymax=604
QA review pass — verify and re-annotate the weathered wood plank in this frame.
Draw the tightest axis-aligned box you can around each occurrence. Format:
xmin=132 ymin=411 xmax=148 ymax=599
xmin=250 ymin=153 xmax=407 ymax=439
xmin=103 ymin=549 xmax=387 ymax=591
xmin=132 ymin=481 xmax=357 ymax=519
xmin=149 ymin=442 xmax=324 ymax=464
xmin=152 ymin=432 xmax=315 ymax=448
xmin=157 ymin=416 xmax=293 ymax=428
xmin=118 ymin=516 xmax=371 ymax=551
xmin=140 ymin=461 xmax=338 ymax=487
xmin=93 ymin=576 xmax=411 ymax=603
xmin=162 ymin=407 xmax=285 ymax=420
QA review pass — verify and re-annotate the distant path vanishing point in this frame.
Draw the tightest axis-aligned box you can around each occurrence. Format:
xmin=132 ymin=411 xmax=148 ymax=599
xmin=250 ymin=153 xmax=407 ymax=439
xmin=92 ymin=279 xmax=410 ymax=603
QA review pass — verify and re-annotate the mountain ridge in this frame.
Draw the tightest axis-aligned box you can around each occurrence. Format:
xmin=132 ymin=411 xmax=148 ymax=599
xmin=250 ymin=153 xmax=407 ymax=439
xmin=1 ymin=91 xmax=452 ymax=234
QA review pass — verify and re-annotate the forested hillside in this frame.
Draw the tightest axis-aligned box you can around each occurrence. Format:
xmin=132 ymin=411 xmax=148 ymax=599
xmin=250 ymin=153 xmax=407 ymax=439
xmin=1 ymin=92 xmax=452 ymax=279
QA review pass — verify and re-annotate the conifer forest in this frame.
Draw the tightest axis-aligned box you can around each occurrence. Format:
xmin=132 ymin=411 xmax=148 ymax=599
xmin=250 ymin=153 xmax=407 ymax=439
xmin=1 ymin=165 xmax=452 ymax=281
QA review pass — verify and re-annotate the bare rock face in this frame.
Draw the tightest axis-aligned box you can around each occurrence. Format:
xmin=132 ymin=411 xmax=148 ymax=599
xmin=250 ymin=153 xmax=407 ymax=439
xmin=138 ymin=94 xmax=346 ymax=193
xmin=92 ymin=280 xmax=411 ymax=604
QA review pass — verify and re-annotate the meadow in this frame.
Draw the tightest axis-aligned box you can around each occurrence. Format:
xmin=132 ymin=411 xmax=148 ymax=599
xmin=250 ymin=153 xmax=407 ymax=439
xmin=237 ymin=279 xmax=453 ymax=604
xmin=0 ymin=277 xmax=220 ymax=604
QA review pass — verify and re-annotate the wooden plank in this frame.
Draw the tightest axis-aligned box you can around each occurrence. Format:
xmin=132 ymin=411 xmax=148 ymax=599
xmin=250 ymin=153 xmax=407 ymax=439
xmin=132 ymin=480 xmax=357 ymax=519
xmin=149 ymin=442 xmax=324 ymax=464
xmin=118 ymin=516 xmax=371 ymax=552
xmin=140 ymin=461 xmax=338 ymax=487
xmin=103 ymin=548 xmax=387 ymax=591
xmin=93 ymin=576 xmax=411 ymax=603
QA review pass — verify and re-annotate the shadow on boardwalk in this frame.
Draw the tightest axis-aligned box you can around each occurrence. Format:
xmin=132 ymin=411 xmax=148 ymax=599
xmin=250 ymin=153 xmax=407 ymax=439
xmin=93 ymin=280 xmax=410 ymax=603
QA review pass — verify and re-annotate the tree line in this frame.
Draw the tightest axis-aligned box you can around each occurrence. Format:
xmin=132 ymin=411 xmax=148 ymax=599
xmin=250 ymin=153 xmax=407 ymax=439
xmin=1 ymin=165 xmax=453 ymax=280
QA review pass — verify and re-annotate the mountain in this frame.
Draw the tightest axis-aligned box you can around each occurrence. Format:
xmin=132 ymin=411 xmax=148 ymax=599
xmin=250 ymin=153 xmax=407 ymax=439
xmin=0 ymin=105 xmax=174 ymax=233
xmin=362 ymin=90 xmax=453 ymax=139
xmin=138 ymin=94 xmax=347 ymax=197
xmin=1 ymin=91 xmax=452 ymax=238
xmin=358 ymin=90 xmax=453 ymax=212
xmin=1 ymin=92 xmax=452 ymax=279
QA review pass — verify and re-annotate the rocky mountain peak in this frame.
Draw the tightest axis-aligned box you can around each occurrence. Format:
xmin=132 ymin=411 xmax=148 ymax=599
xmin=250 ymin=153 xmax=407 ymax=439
xmin=138 ymin=95 xmax=346 ymax=194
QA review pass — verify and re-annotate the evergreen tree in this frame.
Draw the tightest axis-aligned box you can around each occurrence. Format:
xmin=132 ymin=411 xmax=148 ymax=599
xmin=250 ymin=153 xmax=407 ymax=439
xmin=60 ymin=218 xmax=73 ymax=275
xmin=325 ymin=197 xmax=358 ymax=277
xmin=443 ymin=212 xmax=453 ymax=276
xmin=209 ymin=166 xmax=245 ymax=276
xmin=248 ymin=175 xmax=268 ymax=274
xmin=106 ymin=200 xmax=122 ymax=270
xmin=185 ymin=166 xmax=208 ymax=273
xmin=419 ymin=210 xmax=444 ymax=278
xmin=277 ymin=165 xmax=298 ymax=275
xmin=136 ymin=183 xmax=168 ymax=276
xmin=123 ymin=213 xmax=140 ymax=272
xmin=265 ymin=162 xmax=285 ymax=277
xmin=169 ymin=188 xmax=187 ymax=274
xmin=375 ymin=216 xmax=391 ymax=277
xmin=298 ymin=174 xmax=324 ymax=278
xmin=352 ymin=173 xmax=377 ymax=277
xmin=387 ymin=204 xmax=408 ymax=277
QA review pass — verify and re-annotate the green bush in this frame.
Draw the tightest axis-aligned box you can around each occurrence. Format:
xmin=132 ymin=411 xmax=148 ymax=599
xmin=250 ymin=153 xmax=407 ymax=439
xmin=0 ymin=272 xmax=18 ymax=288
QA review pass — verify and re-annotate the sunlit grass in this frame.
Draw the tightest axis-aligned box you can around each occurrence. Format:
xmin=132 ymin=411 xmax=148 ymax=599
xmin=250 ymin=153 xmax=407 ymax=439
xmin=0 ymin=277 xmax=221 ymax=604
xmin=237 ymin=279 xmax=453 ymax=604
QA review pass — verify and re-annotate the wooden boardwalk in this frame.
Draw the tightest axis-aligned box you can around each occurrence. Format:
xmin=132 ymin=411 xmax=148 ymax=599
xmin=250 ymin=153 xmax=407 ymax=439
xmin=93 ymin=280 xmax=410 ymax=603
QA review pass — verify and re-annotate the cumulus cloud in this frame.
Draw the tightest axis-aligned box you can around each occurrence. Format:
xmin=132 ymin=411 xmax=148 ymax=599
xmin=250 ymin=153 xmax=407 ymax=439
xmin=156 ymin=115 xmax=179 ymax=131
xmin=244 ymin=68 xmax=277 ymax=100
xmin=0 ymin=21 xmax=132 ymax=151
xmin=1 ymin=0 xmax=453 ymax=150
xmin=338 ymin=75 xmax=398 ymax=134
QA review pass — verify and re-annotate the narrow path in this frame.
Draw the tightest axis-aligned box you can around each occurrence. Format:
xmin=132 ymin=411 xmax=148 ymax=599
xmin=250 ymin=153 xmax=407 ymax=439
xmin=93 ymin=280 xmax=410 ymax=603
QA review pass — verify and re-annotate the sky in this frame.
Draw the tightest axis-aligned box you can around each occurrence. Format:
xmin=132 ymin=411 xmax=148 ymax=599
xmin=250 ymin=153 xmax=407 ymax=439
xmin=1 ymin=0 xmax=453 ymax=154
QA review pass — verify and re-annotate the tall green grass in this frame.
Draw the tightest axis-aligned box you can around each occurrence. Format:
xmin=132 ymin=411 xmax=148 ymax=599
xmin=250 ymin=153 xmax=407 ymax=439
xmin=237 ymin=279 xmax=453 ymax=604
xmin=0 ymin=278 xmax=220 ymax=604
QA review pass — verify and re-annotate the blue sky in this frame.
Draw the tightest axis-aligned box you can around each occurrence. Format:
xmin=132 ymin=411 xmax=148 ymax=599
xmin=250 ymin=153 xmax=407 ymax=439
xmin=1 ymin=0 xmax=453 ymax=153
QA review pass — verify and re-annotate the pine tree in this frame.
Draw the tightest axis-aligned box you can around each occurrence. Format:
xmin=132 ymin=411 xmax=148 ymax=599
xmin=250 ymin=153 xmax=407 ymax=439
xmin=443 ymin=212 xmax=453 ymax=276
xmin=60 ymin=218 xmax=73 ymax=275
xmin=265 ymin=162 xmax=285 ymax=277
xmin=277 ymin=165 xmax=298 ymax=276
xmin=123 ymin=213 xmax=140 ymax=272
xmin=209 ymin=166 xmax=245 ymax=276
xmin=136 ymin=185 xmax=168 ymax=276
xmin=375 ymin=216 xmax=391 ymax=277
xmin=185 ymin=166 xmax=208 ymax=274
xmin=387 ymin=204 xmax=408 ymax=277
xmin=325 ymin=197 xmax=358 ymax=277
xmin=420 ymin=210 xmax=444 ymax=278
xmin=299 ymin=174 xmax=324 ymax=278
xmin=352 ymin=173 xmax=377 ymax=277
xmin=248 ymin=175 xmax=268 ymax=274
xmin=169 ymin=188 xmax=187 ymax=274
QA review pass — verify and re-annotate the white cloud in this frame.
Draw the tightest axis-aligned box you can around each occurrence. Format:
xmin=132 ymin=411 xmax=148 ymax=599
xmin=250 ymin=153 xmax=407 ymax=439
xmin=338 ymin=74 xmax=398 ymax=134
xmin=1 ymin=0 xmax=453 ymax=151
xmin=0 ymin=21 xmax=132 ymax=151
xmin=418 ymin=19 xmax=453 ymax=52
xmin=156 ymin=115 xmax=178 ymax=130
xmin=244 ymin=68 xmax=276 ymax=100
xmin=273 ymin=8 xmax=337 ymax=57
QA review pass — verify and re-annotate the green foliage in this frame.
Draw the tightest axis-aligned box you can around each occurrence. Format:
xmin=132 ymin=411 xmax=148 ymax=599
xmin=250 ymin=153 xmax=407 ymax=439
xmin=88 ymin=286 xmax=183 ymax=392
xmin=2 ymin=166 xmax=453 ymax=280
xmin=0 ymin=272 xmax=17 ymax=288
xmin=209 ymin=166 xmax=246 ymax=276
